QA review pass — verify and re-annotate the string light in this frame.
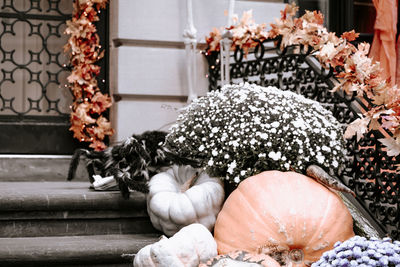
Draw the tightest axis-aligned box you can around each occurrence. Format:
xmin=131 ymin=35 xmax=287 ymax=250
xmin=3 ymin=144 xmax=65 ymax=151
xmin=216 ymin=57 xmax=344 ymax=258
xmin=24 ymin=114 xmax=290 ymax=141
xmin=64 ymin=1 xmax=114 ymax=150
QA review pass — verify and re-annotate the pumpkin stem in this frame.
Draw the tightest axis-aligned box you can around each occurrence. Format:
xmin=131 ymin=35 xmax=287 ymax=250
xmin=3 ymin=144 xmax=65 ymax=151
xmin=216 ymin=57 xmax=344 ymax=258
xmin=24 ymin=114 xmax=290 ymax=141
xmin=288 ymin=249 xmax=304 ymax=264
xmin=306 ymin=165 xmax=356 ymax=197
xmin=257 ymin=244 xmax=290 ymax=266
xmin=181 ymin=172 xmax=199 ymax=192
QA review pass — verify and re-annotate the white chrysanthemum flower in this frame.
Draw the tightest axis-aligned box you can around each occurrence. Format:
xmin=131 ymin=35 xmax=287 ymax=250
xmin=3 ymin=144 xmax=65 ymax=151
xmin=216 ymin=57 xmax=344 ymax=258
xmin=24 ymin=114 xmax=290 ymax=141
xmin=211 ymin=127 xmax=219 ymax=133
xmin=268 ymin=151 xmax=282 ymax=161
xmin=259 ymin=133 xmax=268 ymax=139
xmin=322 ymin=145 xmax=331 ymax=152
xmin=227 ymin=160 xmax=237 ymax=174
xmin=332 ymin=160 xmax=339 ymax=168
xmin=292 ymin=118 xmax=306 ymax=129
xmin=284 ymin=163 xmax=290 ymax=169
xmin=230 ymin=140 xmax=239 ymax=147
xmin=316 ymin=154 xmax=325 ymax=164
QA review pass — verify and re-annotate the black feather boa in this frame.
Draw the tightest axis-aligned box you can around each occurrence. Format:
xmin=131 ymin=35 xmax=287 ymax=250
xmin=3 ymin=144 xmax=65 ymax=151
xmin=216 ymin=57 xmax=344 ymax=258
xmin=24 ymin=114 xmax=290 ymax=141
xmin=68 ymin=131 xmax=185 ymax=199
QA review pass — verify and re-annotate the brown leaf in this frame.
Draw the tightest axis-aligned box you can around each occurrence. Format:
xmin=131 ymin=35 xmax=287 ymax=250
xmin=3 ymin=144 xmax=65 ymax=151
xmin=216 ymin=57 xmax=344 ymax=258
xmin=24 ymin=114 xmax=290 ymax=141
xmin=341 ymin=30 xmax=360 ymax=42
xmin=378 ymin=137 xmax=400 ymax=156
xmin=344 ymin=117 xmax=370 ymax=141
xmin=89 ymin=139 xmax=107 ymax=151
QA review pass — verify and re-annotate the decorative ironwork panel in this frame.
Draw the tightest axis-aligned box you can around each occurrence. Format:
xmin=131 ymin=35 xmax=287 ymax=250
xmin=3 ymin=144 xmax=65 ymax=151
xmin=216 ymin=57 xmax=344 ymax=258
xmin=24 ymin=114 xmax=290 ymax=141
xmin=344 ymin=131 xmax=400 ymax=239
xmin=0 ymin=0 xmax=72 ymax=119
xmin=0 ymin=0 xmax=108 ymax=154
xmin=205 ymin=39 xmax=400 ymax=239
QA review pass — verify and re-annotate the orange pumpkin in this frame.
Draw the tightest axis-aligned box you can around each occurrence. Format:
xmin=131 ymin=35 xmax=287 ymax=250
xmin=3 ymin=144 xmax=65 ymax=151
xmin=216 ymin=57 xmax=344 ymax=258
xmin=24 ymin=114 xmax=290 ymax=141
xmin=214 ymin=171 xmax=355 ymax=266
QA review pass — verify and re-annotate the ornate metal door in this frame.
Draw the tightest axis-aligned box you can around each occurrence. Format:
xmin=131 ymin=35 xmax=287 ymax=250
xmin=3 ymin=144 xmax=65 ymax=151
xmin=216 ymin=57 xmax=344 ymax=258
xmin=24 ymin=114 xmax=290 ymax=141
xmin=0 ymin=0 xmax=108 ymax=154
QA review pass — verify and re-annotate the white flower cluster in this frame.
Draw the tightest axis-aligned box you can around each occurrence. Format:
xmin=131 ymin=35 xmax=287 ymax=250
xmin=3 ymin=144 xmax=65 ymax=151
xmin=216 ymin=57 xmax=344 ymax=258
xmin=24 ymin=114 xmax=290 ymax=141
xmin=165 ymin=83 xmax=347 ymax=185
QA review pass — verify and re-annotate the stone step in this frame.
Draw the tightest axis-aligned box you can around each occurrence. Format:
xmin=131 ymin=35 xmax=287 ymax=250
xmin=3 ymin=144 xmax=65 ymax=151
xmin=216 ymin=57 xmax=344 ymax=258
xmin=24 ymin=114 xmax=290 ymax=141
xmin=0 ymin=182 xmax=159 ymax=237
xmin=0 ymin=155 xmax=87 ymax=181
xmin=0 ymin=234 xmax=160 ymax=266
xmin=0 ymin=182 xmax=143 ymax=211
xmin=0 ymin=217 xmax=156 ymax=238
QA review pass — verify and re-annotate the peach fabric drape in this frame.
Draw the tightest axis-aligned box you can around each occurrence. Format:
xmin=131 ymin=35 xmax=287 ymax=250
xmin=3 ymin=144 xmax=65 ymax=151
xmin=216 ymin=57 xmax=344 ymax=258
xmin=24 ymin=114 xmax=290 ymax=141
xmin=369 ymin=0 xmax=398 ymax=86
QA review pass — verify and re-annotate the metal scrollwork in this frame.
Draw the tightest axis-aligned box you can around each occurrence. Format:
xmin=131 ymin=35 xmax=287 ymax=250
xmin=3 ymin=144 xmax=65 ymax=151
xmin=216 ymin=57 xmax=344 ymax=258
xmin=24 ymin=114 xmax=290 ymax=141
xmin=0 ymin=0 xmax=72 ymax=118
xmin=205 ymin=39 xmax=400 ymax=239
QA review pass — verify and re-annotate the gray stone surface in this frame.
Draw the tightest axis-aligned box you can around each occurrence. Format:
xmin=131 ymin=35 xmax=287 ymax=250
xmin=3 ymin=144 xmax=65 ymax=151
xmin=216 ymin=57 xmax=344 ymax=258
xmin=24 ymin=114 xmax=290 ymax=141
xmin=0 ymin=155 xmax=88 ymax=181
xmin=0 ymin=218 xmax=157 ymax=238
xmin=0 ymin=182 xmax=157 ymax=238
xmin=0 ymin=181 xmax=160 ymax=266
xmin=0 ymin=234 xmax=159 ymax=265
xmin=0 ymin=181 xmax=146 ymax=211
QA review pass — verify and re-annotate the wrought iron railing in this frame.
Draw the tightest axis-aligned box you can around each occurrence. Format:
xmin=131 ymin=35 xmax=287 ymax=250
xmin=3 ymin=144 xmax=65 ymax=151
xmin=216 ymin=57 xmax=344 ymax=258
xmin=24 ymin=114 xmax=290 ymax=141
xmin=205 ymin=39 xmax=400 ymax=239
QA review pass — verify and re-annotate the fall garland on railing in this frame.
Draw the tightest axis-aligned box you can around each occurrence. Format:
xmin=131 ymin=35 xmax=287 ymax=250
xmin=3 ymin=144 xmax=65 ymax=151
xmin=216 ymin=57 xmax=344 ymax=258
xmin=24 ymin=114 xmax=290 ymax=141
xmin=64 ymin=0 xmax=113 ymax=151
xmin=205 ymin=3 xmax=400 ymax=158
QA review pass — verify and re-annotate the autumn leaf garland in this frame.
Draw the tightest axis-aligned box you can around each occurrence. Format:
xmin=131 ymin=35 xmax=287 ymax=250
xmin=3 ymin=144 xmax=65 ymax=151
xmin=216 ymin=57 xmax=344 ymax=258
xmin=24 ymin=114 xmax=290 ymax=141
xmin=206 ymin=3 xmax=400 ymax=157
xmin=64 ymin=0 xmax=113 ymax=151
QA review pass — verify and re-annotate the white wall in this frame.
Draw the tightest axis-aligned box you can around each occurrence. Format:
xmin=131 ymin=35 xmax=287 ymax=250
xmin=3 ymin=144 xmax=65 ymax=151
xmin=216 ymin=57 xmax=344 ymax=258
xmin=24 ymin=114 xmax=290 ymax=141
xmin=109 ymin=0 xmax=285 ymax=142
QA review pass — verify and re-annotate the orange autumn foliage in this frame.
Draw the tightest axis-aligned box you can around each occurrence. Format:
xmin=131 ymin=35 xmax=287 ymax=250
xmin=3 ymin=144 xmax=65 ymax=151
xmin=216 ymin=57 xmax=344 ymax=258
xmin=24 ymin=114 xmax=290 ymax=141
xmin=64 ymin=0 xmax=113 ymax=151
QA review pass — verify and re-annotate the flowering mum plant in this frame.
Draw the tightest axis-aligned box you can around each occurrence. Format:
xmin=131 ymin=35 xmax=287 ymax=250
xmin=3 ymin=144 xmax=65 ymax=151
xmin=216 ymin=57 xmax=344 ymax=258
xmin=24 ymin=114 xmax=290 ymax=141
xmin=164 ymin=83 xmax=347 ymax=184
xmin=64 ymin=0 xmax=113 ymax=151
xmin=205 ymin=3 xmax=400 ymax=160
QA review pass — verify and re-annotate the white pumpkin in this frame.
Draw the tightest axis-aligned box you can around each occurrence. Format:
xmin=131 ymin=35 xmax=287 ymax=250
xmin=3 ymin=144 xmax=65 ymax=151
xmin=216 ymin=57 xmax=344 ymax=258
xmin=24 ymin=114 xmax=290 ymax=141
xmin=146 ymin=165 xmax=224 ymax=236
xmin=133 ymin=223 xmax=218 ymax=267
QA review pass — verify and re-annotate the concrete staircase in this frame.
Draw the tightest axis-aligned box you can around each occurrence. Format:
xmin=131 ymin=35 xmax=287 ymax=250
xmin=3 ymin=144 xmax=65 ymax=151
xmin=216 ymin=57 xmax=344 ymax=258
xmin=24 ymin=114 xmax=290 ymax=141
xmin=0 ymin=156 xmax=160 ymax=266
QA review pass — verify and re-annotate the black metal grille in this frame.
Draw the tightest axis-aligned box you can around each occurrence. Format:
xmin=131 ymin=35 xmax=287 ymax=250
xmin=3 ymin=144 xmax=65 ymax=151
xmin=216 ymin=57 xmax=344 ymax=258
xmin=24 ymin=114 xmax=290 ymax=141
xmin=0 ymin=0 xmax=108 ymax=154
xmin=0 ymin=0 xmax=72 ymax=119
xmin=205 ymin=39 xmax=400 ymax=239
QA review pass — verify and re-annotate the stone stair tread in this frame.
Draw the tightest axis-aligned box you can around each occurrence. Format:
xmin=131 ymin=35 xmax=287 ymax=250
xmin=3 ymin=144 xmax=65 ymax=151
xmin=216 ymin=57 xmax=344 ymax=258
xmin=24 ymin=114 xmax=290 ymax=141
xmin=0 ymin=155 xmax=87 ymax=182
xmin=0 ymin=234 xmax=160 ymax=266
xmin=0 ymin=182 xmax=146 ymax=211
xmin=0 ymin=217 xmax=158 ymax=238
